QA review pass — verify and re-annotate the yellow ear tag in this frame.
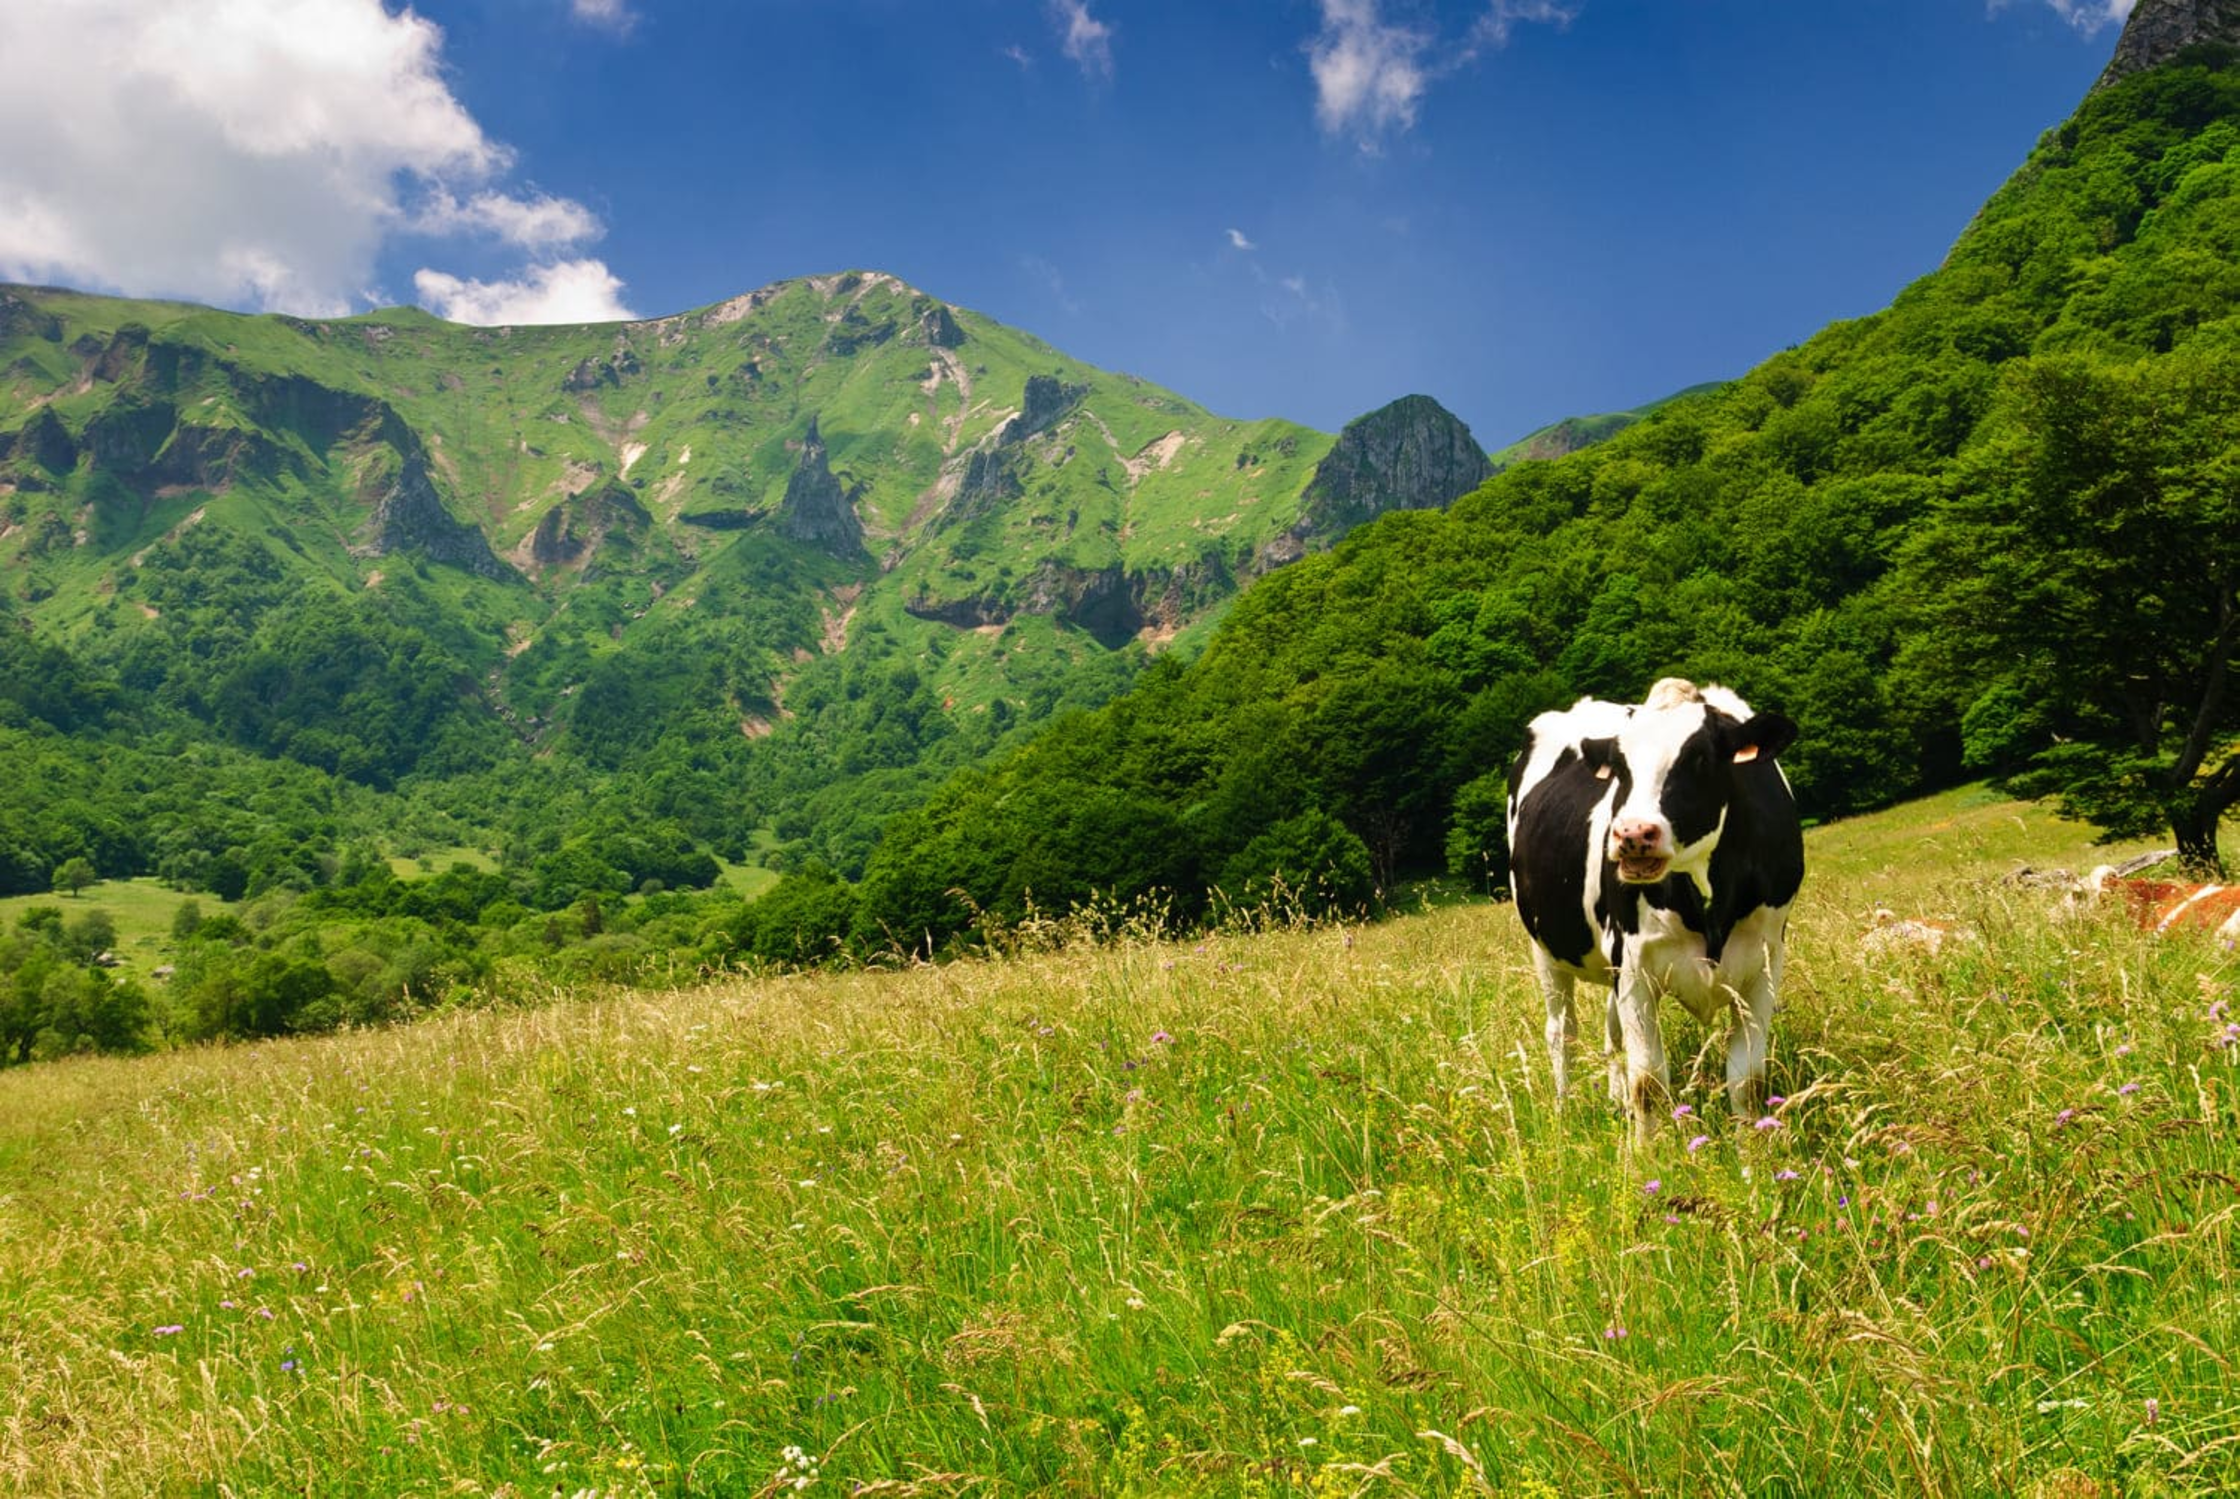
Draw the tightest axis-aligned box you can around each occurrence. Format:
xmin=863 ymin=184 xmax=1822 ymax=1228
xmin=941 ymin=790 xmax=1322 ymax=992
xmin=1732 ymin=744 xmax=1760 ymax=764
xmin=1593 ymin=764 xmax=1613 ymax=780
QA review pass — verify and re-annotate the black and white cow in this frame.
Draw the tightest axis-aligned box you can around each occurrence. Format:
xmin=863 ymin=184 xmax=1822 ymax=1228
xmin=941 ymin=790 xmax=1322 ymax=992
xmin=1505 ymin=679 xmax=1803 ymax=1141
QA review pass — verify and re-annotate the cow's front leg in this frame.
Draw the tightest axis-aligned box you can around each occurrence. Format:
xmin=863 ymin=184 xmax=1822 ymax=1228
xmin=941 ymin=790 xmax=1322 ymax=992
xmin=1532 ymin=950 xmax=1579 ymax=1103
xmin=1725 ymin=969 xmax=1776 ymax=1119
xmin=1612 ymin=963 xmax=1670 ymax=1144
xmin=1603 ymin=986 xmax=1627 ymax=1109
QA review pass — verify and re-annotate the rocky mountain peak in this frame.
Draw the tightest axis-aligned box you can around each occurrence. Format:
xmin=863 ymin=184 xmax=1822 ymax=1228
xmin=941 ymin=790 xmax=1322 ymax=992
xmin=2098 ymin=0 xmax=2240 ymax=88
xmin=1288 ymin=393 xmax=1490 ymax=545
xmin=776 ymin=414 xmax=866 ymax=559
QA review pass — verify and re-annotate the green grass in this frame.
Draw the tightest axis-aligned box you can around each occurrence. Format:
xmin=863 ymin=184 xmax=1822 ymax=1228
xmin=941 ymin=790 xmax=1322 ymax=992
xmin=2 ymin=793 xmax=2236 ymax=1495
xmin=0 ymin=878 xmax=211 ymax=979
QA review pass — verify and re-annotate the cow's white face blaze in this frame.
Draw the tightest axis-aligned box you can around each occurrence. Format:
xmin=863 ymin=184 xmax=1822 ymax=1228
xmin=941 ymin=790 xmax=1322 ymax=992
xmin=1591 ymin=702 xmax=1720 ymax=884
xmin=1583 ymin=697 xmax=1798 ymax=887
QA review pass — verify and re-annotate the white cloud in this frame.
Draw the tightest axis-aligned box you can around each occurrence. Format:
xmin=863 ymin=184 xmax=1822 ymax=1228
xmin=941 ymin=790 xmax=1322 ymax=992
xmin=571 ymin=0 xmax=637 ymax=33
xmin=1468 ymin=1 xmax=1577 ymax=51
xmin=1226 ymin=228 xmax=1257 ymax=251
xmin=1308 ymin=0 xmax=1431 ymax=139
xmin=1002 ymin=43 xmax=1035 ymax=70
xmin=414 ymin=260 xmax=636 ymax=325
xmin=1050 ymin=0 xmax=1115 ymax=82
xmin=1307 ymin=0 xmax=1570 ymax=144
xmin=2035 ymin=0 xmax=2134 ymax=33
xmin=0 ymin=0 xmax=619 ymax=319
xmin=415 ymin=191 xmax=603 ymax=250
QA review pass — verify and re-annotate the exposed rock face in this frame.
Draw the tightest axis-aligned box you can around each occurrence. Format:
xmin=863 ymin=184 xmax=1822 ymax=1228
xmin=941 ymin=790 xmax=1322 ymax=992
xmin=367 ymin=447 xmax=512 ymax=580
xmin=903 ymin=555 xmax=1234 ymax=650
xmin=531 ymin=479 xmax=649 ymax=568
xmin=776 ymin=416 xmax=865 ymax=558
xmin=1001 ymin=374 xmax=1087 ymax=446
xmin=917 ymin=301 xmax=965 ymax=348
xmin=1283 ymin=393 xmax=1489 ymax=553
xmin=0 ymin=289 xmax=63 ymax=343
xmin=2098 ymin=0 xmax=2240 ymax=87
xmin=953 ymin=446 xmax=1023 ymax=518
xmin=16 ymin=408 xmax=77 ymax=474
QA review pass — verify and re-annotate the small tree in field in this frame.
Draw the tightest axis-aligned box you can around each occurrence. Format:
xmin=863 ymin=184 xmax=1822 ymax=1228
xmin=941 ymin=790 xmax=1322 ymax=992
xmin=51 ymin=857 xmax=96 ymax=898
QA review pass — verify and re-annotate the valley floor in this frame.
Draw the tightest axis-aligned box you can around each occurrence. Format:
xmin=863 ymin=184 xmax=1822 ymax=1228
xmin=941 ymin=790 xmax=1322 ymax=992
xmin=2 ymin=789 xmax=2235 ymax=1496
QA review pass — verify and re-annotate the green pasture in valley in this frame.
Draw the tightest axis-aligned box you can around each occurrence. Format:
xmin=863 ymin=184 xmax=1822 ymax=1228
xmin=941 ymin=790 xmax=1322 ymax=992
xmin=0 ymin=792 xmax=2233 ymax=1496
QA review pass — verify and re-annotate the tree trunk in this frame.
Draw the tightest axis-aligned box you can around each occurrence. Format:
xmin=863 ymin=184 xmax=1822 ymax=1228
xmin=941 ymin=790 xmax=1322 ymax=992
xmin=2171 ymin=799 xmax=2226 ymax=877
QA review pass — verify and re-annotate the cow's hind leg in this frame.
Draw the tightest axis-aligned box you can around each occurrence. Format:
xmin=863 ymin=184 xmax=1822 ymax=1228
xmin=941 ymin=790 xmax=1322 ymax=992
xmin=1533 ymin=951 xmax=1579 ymax=1103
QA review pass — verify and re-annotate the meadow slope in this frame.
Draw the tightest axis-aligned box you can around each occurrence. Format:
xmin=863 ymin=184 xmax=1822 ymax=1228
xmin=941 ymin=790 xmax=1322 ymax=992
xmin=2 ymin=789 xmax=2235 ymax=1497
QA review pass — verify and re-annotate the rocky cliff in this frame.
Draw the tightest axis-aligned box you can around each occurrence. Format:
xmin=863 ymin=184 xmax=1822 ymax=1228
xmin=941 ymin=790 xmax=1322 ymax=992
xmin=775 ymin=415 xmax=866 ymax=558
xmin=2098 ymin=0 xmax=2240 ymax=88
xmin=1274 ymin=394 xmax=1489 ymax=562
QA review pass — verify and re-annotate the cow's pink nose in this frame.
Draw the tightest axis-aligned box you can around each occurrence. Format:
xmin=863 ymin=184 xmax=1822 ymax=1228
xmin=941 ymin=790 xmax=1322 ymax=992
xmin=1613 ymin=820 xmax=1664 ymax=857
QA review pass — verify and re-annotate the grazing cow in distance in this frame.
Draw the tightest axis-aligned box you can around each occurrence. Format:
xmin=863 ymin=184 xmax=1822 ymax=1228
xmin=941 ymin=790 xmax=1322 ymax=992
xmin=2082 ymin=868 xmax=2240 ymax=937
xmin=1507 ymin=679 xmax=1803 ymax=1141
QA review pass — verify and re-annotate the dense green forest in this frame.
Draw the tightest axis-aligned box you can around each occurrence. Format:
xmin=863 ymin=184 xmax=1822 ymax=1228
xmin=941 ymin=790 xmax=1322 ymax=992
xmin=7 ymin=51 xmax=2239 ymax=1063
xmin=808 ymin=50 xmax=2240 ymax=956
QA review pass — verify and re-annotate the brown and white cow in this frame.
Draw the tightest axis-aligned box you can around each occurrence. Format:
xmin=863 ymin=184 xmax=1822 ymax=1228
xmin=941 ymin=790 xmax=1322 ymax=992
xmin=1507 ymin=679 xmax=1803 ymax=1142
xmin=2083 ymin=868 xmax=2240 ymax=938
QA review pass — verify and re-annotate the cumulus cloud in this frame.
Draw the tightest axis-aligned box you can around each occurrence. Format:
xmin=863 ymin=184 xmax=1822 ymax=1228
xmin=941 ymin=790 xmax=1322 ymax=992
xmin=0 ymin=0 xmax=628 ymax=321
xmin=1050 ymin=0 xmax=1115 ymax=81
xmin=1226 ymin=228 xmax=1257 ymax=251
xmin=1308 ymin=0 xmax=1432 ymax=139
xmin=415 ymin=260 xmax=635 ymax=325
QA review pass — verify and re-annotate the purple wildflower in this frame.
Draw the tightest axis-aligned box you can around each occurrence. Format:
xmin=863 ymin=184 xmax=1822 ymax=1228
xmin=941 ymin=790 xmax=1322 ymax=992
xmin=2145 ymin=1397 xmax=2160 ymax=1427
xmin=1766 ymin=1095 xmax=1787 ymax=1108
xmin=1754 ymin=1115 xmax=1783 ymax=1131
xmin=1150 ymin=1030 xmax=1173 ymax=1045
xmin=1642 ymin=1179 xmax=1661 ymax=1196
xmin=153 ymin=1325 xmax=184 ymax=1337
xmin=1672 ymin=1103 xmax=1694 ymax=1121
xmin=2055 ymin=1107 xmax=2076 ymax=1125
xmin=1687 ymin=1134 xmax=1711 ymax=1153
xmin=2118 ymin=1081 xmax=2141 ymax=1096
xmin=1775 ymin=1169 xmax=1800 ymax=1182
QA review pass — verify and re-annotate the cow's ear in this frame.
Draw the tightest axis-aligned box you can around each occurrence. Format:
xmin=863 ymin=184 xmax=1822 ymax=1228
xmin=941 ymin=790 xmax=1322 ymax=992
xmin=1732 ymin=712 xmax=1797 ymax=763
xmin=1581 ymin=736 xmax=1619 ymax=780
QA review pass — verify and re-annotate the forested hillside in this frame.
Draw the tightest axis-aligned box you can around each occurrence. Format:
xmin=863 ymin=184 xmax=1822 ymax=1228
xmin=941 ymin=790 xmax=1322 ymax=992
xmin=807 ymin=49 xmax=2240 ymax=957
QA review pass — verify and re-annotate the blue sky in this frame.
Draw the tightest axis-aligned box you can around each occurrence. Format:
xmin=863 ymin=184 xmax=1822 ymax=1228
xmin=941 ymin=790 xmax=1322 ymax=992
xmin=0 ymin=2 xmax=2133 ymax=447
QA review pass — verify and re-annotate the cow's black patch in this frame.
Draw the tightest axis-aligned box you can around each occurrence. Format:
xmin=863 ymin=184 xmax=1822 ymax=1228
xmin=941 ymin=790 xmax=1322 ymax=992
xmin=1509 ymin=745 xmax=1609 ymax=968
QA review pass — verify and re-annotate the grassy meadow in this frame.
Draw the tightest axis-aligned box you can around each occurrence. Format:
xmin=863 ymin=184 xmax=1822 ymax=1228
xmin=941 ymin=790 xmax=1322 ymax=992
xmin=2 ymin=789 xmax=2235 ymax=1496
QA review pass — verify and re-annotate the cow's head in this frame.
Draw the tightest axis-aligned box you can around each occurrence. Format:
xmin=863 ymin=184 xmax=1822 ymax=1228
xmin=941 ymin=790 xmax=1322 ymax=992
xmin=1582 ymin=696 xmax=1797 ymax=885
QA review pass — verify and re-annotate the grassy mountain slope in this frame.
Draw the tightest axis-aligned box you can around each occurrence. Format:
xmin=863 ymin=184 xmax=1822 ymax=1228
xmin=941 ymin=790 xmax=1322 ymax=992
xmin=4 ymin=787 xmax=2233 ymax=1495
xmin=1485 ymin=379 xmax=1729 ymax=469
xmin=813 ymin=46 xmax=2240 ymax=952
xmin=0 ymin=273 xmax=1487 ymax=887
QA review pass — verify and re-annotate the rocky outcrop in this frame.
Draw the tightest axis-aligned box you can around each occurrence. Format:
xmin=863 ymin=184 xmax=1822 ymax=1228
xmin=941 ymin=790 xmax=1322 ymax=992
xmin=1001 ymin=374 xmax=1087 ymax=446
xmin=0 ymin=290 xmax=63 ymax=344
xmin=916 ymin=300 xmax=965 ymax=348
xmin=531 ymin=478 xmax=649 ymax=568
xmin=903 ymin=554 xmax=1235 ymax=650
xmin=81 ymin=396 xmax=178 ymax=471
xmin=366 ymin=446 xmax=512 ymax=580
xmin=13 ymin=408 xmax=77 ymax=474
xmin=1280 ymin=394 xmax=1489 ymax=558
xmin=776 ymin=416 xmax=865 ymax=558
xmin=2098 ymin=0 xmax=2240 ymax=88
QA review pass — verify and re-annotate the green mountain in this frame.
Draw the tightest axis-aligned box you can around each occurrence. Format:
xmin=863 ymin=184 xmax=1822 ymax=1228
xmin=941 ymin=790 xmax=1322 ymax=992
xmin=1485 ymin=381 xmax=1729 ymax=471
xmin=0 ymin=273 xmax=1488 ymax=881
xmin=806 ymin=10 xmax=2240 ymax=952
